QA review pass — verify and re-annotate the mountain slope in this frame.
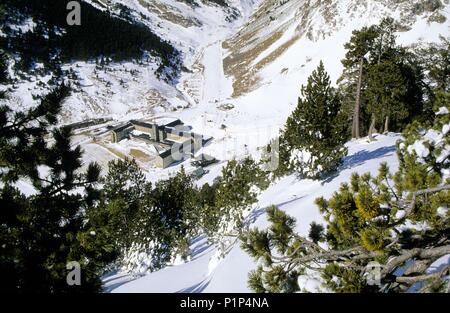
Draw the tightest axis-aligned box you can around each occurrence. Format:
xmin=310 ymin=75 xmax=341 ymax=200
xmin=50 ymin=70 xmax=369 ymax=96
xmin=223 ymin=0 xmax=450 ymax=97
xmin=2 ymin=0 xmax=449 ymax=293
xmin=103 ymin=0 xmax=450 ymax=293
xmin=158 ymin=0 xmax=450 ymax=183
xmin=0 ymin=0 xmax=259 ymax=123
xmin=107 ymin=134 xmax=400 ymax=292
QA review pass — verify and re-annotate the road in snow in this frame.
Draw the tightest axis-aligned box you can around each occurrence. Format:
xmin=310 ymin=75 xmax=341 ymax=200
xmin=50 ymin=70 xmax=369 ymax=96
xmin=201 ymin=41 xmax=233 ymax=104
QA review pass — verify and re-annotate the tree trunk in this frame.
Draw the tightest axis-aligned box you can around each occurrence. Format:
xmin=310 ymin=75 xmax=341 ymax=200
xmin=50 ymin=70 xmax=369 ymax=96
xmin=384 ymin=115 xmax=389 ymax=134
xmin=368 ymin=114 xmax=377 ymax=141
xmin=352 ymin=57 xmax=364 ymax=139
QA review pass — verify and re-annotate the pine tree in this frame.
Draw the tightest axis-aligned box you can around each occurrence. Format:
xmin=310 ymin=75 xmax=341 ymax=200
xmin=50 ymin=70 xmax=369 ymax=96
xmin=241 ymin=206 xmax=302 ymax=293
xmin=0 ymin=85 xmax=115 ymax=292
xmin=340 ymin=18 xmax=428 ymax=138
xmin=418 ymin=36 xmax=450 ymax=93
xmin=372 ymin=17 xmax=398 ymax=63
xmin=215 ymin=158 xmax=269 ymax=222
xmin=280 ymin=61 xmax=348 ymax=179
xmin=148 ymin=167 xmax=198 ymax=261
xmin=207 ymin=158 xmax=269 ymax=253
xmin=366 ymin=60 xmax=409 ymax=133
xmin=92 ymin=158 xmax=148 ymax=257
xmin=308 ymin=222 xmax=325 ymax=244
xmin=340 ymin=25 xmax=379 ymax=138
xmin=240 ymin=97 xmax=450 ymax=293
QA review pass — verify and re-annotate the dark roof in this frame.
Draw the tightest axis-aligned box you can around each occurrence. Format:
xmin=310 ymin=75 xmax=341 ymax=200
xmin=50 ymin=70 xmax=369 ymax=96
xmin=158 ymin=141 xmax=193 ymax=158
xmin=112 ymin=122 xmax=133 ymax=133
xmin=164 ymin=127 xmax=203 ymax=139
xmin=66 ymin=117 xmax=112 ymax=130
xmin=164 ymin=119 xmax=183 ymax=127
xmin=164 ymin=127 xmax=186 ymax=136
xmin=158 ymin=149 xmax=174 ymax=158
xmin=130 ymin=120 xmax=156 ymax=129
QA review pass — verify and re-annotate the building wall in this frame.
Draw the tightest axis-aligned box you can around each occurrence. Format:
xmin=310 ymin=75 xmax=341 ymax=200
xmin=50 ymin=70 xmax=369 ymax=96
xmin=155 ymin=154 xmax=174 ymax=169
xmin=110 ymin=119 xmax=205 ymax=167
xmin=158 ymin=129 xmax=167 ymax=141
xmin=166 ymin=133 xmax=185 ymax=142
xmin=191 ymin=135 xmax=203 ymax=152
xmin=111 ymin=127 xmax=133 ymax=143
xmin=133 ymin=124 xmax=153 ymax=135
xmin=133 ymin=123 xmax=162 ymax=141
xmin=111 ymin=131 xmax=117 ymax=143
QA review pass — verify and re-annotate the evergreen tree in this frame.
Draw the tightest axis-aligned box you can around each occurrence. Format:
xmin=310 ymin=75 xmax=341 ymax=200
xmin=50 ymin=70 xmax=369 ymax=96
xmin=418 ymin=36 xmax=450 ymax=93
xmin=340 ymin=18 xmax=428 ymax=138
xmin=0 ymin=85 xmax=115 ymax=292
xmin=2 ymin=0 xmax=181 ymax=81
xmin=366 ymin=60 xmax=409 ymax=133
xmin=372 ymin=17 xmax=398 ymax=63
xmin=150 ymin=166 xmax=198 ymax=259
xmin=366 ymin=46 xmax=427 ymax=133
xmin=241 ymin=97 xmax=450 ymax=293
xmin=308 ymin=222 xmax=325 ymax=244
xmin=340 ymin=24 xmax=379 ymax=138
xmin=279 ymin=61 xmax=348 ymax=179
xmin=196 ymin=182 xmax=219 ymax=236
xmin=93 ymin=163 xmax=204 ymax=275
xmin=241 ymin=206 xmax=302 ymax=293
xmin=100 ymin=158 xmax=147 ymax=250
xmin=207 ymin=158 xmax=269 ymax=253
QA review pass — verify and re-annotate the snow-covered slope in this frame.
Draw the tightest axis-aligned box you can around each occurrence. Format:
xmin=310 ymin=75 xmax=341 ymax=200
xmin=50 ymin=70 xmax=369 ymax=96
xmin=3 ymin=0 xmax=448 ymax=126
xmin=71 ymin=1 xmax=448 ymax=292
xmin=140 ymin=0 xmax=449 ymax=182
xmin=107 ymin=133 xmax=401 ymax=293
xmin=3 ymin=0 xmax=448 ymax=137
xmin=1 ymin=0 xmax=260 ymax=123
xmin=223 ymin=0 xmax=450 ymax=97
xmin=3 ymin=0 xmax=449 ymax=292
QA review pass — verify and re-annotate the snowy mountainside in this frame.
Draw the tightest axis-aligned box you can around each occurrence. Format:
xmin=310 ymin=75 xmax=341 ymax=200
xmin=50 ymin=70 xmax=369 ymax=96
xmin=2 ymin=0 xmax=448 ymax=128
xmin=223 ymin=0 xmax=450 ymax=97
xmin=102 ymin=1 xmax=450 ymax=293
xmin=1 ymin=0 xmax=259 ymax=123
xmin=160 ymin=0 xmax=450 ymax=183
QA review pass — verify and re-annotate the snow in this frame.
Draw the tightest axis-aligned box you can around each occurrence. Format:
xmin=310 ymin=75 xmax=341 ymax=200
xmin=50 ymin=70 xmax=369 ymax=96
xmin=4 ymin=0 xmax=261 ymax=124
xmin=437 ymin=206 xmax=449 ymax=218
xmin=424 ymin=129 xmax=443 ymax=144
xmin=443 ymin=124 xmax=450 ymax=136
xmin=8 ymin=17 xmax=36 ymax=33
xmin=395 ymin=210 xmax=406 ymax=220
xmin=436 ymin=107 xmax=450 ymax=116
xmin=202 ymin=42 xmax=233 ymax=103
xmin=407 ymin=140 xmax=430 ymax=158
xmin=105 ymin=236 xmax=216 ymax=293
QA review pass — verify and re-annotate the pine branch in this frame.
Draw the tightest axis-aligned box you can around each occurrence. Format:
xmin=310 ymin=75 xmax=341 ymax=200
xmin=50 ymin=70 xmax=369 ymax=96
xmin=390 ymin=184 xmax=450 ymax=226
xmin=381 ymin=245 xmax=450 ymax=277
xmin=284 ymin=246 xmax=377 ymax=264
xmin=395 ymin=265 xmax=450 ymax=285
